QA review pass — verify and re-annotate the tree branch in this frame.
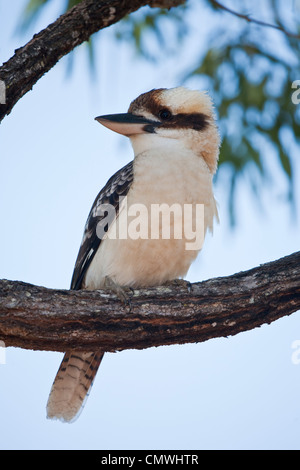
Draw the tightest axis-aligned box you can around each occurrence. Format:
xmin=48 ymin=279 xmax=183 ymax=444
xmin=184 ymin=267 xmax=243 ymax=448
xmin=210 ymin=0 xmax=300 ymax=40
xmin=0 ymin=251 xmax=299 ymax=353
xmin=0 ymin=0 xmax=185 ymax=123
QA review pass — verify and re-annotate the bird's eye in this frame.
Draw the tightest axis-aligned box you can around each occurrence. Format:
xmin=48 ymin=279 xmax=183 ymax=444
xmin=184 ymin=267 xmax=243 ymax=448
xmin=159 ymin=109 xmax=172 ymax=120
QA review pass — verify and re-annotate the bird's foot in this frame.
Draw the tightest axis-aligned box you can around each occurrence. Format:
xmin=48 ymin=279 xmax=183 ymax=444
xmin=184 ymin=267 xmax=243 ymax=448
xmin=164 ymin=278 xmax=192 ymax=292
xmin=103 ymin=276 xmax=132 ymax=309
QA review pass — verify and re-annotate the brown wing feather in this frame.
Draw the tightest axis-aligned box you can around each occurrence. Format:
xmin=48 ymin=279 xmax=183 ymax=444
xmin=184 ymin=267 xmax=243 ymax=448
xmin=71 ymin=160 xmax=134 ymax=290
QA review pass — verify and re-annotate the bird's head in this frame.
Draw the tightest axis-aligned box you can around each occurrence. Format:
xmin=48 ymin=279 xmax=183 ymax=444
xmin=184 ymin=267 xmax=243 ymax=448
xmin=95 ymin=87 xmax=220 ymax=174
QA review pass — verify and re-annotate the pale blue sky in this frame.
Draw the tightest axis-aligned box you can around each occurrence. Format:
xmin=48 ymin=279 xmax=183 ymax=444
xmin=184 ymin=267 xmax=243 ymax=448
xmin=0 ymin=0 xmax=300 ymax=450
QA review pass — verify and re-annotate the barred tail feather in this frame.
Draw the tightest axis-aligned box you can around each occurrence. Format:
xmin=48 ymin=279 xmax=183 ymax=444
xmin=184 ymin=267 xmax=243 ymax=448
xmin=46 ymin=351 xmax=104 ymax=423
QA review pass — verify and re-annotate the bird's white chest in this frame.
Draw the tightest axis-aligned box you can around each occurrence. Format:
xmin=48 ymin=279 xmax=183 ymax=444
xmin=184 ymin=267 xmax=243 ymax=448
xmin=84 ymin=149 xmax=217 ymax=289
xmin=132 ymin=150 xmax=208 ymax=207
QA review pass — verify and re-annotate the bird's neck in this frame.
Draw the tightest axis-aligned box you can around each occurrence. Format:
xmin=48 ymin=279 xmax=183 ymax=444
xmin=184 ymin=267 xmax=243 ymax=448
xmin=130 ymin=133 xmax=185 ymax=158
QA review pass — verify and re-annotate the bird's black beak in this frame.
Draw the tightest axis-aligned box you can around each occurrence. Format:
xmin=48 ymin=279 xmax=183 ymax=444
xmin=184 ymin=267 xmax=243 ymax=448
xmin=95 ymin=113 xmax=161 ymax=136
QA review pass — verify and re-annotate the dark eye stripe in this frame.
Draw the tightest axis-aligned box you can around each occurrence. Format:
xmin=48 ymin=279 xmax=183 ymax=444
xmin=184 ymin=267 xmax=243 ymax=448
xmin=160 ymin=112 xmax=209 ymax=131
xmin=128 ymin=90 xmax=209 ymax=131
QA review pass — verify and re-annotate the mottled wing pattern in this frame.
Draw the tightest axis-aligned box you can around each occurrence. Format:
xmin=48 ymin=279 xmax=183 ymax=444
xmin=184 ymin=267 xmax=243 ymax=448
xmin=71 ymin=160 xmax=134 ymax=290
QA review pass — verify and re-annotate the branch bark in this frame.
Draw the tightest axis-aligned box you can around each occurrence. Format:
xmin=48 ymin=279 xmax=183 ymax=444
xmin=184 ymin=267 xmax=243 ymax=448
xmin=0 ymin=0 xmax=185 ymax=123
xmin=0 ymin=251 xmax=299 ymax=353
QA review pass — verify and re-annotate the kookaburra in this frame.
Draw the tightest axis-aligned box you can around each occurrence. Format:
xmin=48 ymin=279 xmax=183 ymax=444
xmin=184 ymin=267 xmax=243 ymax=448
xmin=47 ymin=87 xmax=220 ymax=422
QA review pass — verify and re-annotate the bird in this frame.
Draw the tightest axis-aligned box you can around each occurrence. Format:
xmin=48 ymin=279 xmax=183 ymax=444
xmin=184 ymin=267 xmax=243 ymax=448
xmin=46 ymin=86 xmax=220 ymax=422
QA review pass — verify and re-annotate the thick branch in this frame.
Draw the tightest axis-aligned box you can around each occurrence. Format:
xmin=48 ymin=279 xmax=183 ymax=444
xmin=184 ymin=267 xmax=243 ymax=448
xmin=0 ymin=0 xmax=185 ymax=122
xmin=0 ymin=251 xmax=299 ymax=353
